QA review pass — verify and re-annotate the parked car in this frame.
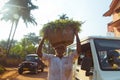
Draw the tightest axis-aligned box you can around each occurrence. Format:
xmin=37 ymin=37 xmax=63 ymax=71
xmin=18 ymin=54 xmax=46 ymax=74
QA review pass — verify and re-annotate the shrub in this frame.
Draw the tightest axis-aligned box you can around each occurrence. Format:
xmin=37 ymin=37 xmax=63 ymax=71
xmin=0 ymin=65 xmax=6 ymax=74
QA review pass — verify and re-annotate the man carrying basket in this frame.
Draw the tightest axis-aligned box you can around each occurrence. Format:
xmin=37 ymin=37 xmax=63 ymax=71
xmin=36 ymin=30 xmax=81 ymax=80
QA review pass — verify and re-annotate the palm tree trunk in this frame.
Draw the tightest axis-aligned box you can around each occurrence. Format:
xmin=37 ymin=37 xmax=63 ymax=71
xmin=7 ymin=19 xmax=19 ymax=55
xmin=6 ymin=22 xmax=14 ymax=55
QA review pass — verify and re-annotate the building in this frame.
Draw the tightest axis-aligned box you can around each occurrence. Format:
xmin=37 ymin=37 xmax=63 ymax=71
xmin=103 ymin=0 xmax=120 ymax=37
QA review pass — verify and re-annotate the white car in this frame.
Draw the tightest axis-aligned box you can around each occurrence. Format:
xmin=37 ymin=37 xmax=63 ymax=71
xmin=73 ymin=36 xmax=120 ymax=80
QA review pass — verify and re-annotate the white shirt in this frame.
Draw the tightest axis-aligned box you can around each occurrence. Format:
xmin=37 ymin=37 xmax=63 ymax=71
xmin=42 ymin=52 xmax=78 ymax=80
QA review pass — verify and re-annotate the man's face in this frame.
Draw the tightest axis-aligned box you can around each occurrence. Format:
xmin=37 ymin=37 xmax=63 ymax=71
xmin=55 ymin=45 xmax=66 ymax=56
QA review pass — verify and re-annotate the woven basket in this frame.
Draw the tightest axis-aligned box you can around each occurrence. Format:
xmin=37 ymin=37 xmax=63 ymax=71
xmin=45 ymin=27 xmax=74 ymax=47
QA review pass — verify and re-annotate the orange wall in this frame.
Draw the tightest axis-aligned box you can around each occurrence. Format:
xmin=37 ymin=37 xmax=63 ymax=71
xmin=109 ymin=1 xmax=120 ymax=37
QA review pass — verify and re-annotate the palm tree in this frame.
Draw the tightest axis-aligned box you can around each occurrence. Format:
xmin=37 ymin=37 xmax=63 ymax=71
xmin=0 ymin=0 xmax=38 ymax=55
xmin=59 ymin=14 xmax=69 ymax=19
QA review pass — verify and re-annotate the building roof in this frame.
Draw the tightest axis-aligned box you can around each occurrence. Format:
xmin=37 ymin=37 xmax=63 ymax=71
xmin=108 ymin=19 xmax=120 ymax=27
xmin=103 ymin=0 xmax=119 ymax=16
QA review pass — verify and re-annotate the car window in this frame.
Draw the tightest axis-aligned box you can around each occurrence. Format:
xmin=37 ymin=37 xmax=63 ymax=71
xmin=94 ymin=39 xmax=120 ymax=71
xmin=26 ymin=56 xmax=38 ymax=62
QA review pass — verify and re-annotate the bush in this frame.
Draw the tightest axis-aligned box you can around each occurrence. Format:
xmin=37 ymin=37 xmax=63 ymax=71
xmin=0 ymin=56 xmax=23 ymax=67
xmin=0 ymin=65 xmax=6 ymax=74
xmin=5 ymin=58 xmax=22 ymax=67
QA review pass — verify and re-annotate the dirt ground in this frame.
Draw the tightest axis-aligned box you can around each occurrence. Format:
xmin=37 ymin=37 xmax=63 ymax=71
xmin=0 ymin=67 xmax=48 ymax=80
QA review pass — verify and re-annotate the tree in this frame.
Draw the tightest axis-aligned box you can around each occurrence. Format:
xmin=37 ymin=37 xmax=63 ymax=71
xmin=0 ymin=0 xmax=38 ymax=55
xmin=0 ymin=40 xmax=8 ymax=55
xmin=24 ymin=33 xmax=39 ymax=46
xmin=0 ymin=40 xmax=8 ymax=49
xmin=59 ymin=14 xmax=68 ymax=19
xmin=18 ymin=33 xmax=39 ymax=55
xmin=43 ymin=40 xmax=55 ymax=54
xmin=0 ymin=39 xmax=17 ymax=56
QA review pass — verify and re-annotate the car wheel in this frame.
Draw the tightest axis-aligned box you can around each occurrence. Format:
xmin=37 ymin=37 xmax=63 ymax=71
xmin=18 ymin=68 xmax=23 ymax=74
xmin=34 ymin=68 xmax=38 ymax=74
xmin=41 ymin=68 xmax=44 ymax=72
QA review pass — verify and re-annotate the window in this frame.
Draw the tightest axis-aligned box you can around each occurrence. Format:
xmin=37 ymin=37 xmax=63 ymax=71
xmin=94 ymin=39 xmax=120 ymax=71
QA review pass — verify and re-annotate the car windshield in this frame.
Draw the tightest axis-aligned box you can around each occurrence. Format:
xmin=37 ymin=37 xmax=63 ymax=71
xmin=25 ymin=56 xmax=38 ymax=62
xmin=94 ymin=39 xmax=120 ymax=71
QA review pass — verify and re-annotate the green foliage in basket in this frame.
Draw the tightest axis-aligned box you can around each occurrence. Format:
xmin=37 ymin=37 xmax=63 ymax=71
xmin=40 ymin=14 xmax=83 ymax=37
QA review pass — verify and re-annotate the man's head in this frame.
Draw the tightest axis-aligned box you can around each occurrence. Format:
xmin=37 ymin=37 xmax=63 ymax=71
xmin=85 ymin=50 xmax=92 ymax=57
xmin=54 ymin=44 xmax=67 ymax=58
xmin=108 ymin=50 xmax=120 ymax=65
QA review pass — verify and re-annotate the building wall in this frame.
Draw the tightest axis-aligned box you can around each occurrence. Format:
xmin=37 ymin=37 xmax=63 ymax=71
xmin=109 ymin=1 xmax=120 ymax=37
xmin=113 ymin=12 xmax=119 ymax=21
xmin=113 ymin=27 xmax=120 ymax=37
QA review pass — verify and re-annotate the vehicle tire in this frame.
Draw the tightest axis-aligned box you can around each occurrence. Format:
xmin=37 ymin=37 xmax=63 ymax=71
xmin=41 ymin=68 xmax=44 ymax=72
xmin=18 ymin=68 xmax=23 ymax=74
xmin=34 ymin=68 xmax=38 ymax=74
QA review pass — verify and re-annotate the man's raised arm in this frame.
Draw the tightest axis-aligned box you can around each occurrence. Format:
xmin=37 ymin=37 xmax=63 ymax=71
xmin=36 ymin=37 xmax=45 ymax=58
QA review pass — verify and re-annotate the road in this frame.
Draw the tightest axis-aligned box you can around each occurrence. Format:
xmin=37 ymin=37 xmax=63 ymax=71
xmin=0 ymin=67 xmax=48 ymax=80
